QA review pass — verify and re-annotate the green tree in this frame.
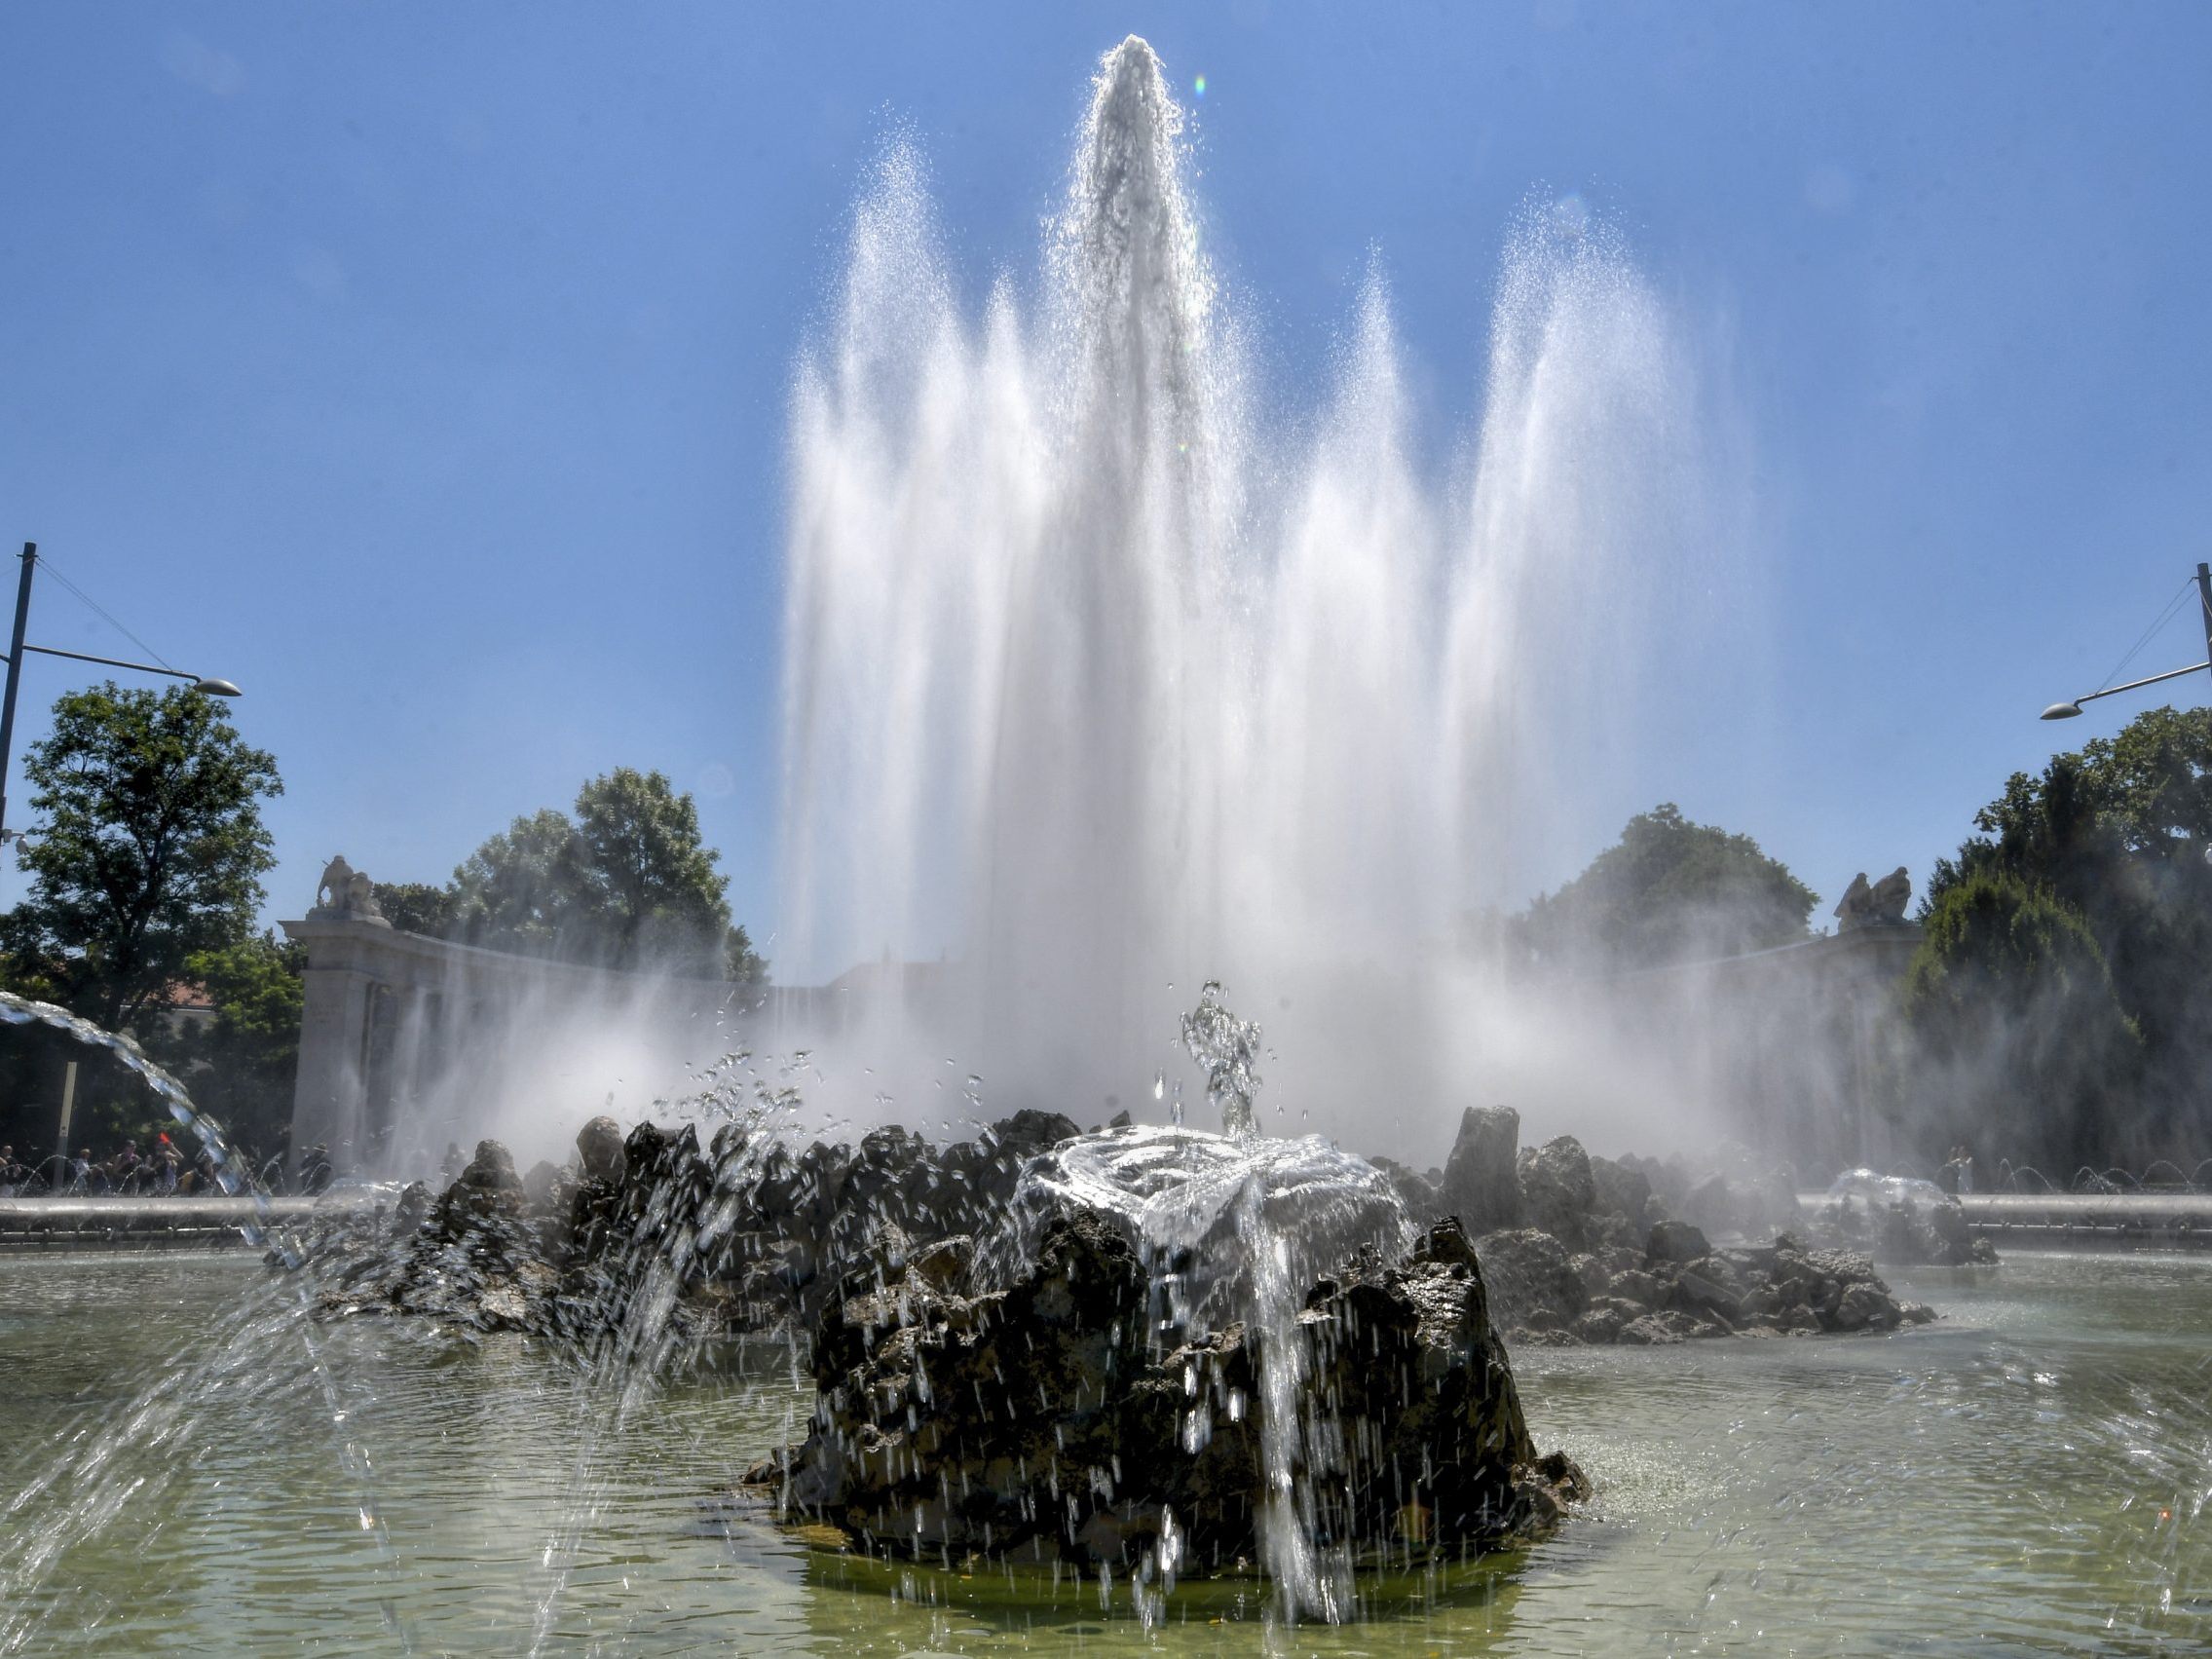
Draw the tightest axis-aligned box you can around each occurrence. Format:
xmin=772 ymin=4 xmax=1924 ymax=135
xmin=725 ymin=923 xmax=768 ymax=988
xmin=1513 ymin=803 xmax=1818 ymax=970
xmin=450 ymin=770 xmax=745 ymax=977
xmin=449 ymin=807 xmax=584 ymax=955
xmin=372 ymin=880 xmax=457 ymax=939
xmin=567 ymin=768 xmax=731 ymax=969
xmin=0 ymin=685 xmax=281 ymax=1032
xmin=152 ymin=932 xmax=306 ymax=1152
xmin=1922 ymin=704 xmax=2212 ymax=1161
xmin=1903 ymin=869 xmax=2141 ymax=1168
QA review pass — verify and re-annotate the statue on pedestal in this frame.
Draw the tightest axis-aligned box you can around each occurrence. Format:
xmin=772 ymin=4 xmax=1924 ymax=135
xmin=313 ymin=854 xmax=392 ymax=926
xmin=1834 ymin=866 xmax=1911 ymax=931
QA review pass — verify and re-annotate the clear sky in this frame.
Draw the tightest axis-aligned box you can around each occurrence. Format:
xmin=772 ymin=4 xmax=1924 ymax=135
xmin=2 ymin=2 xmax=2207 ymax=964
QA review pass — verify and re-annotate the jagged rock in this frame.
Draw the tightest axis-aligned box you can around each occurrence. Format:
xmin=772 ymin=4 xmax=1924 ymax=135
xmin=1646 ymin=1220 xmax=1710 ymax=1264
xmin=577 ymin=1114 xmax=626 ymax=1183
xmin=1589 ymin=1154 xmax=1652 ymax=1224
xmin=460 ymin=1140 xmax=519 ymax=1189
xmin=521 ymin=1159 xmax=570 ymax=1211
xmin=1516 ymin=1136 xmax=1596 ymax=1251
xmin=1439 ymin=1106 xmax=1522 ymax=1234
xmin=392 ymin=1181 xmax=432 ymax=1234
xmin=1671 ymin=1267 xmax=1742 ymax=1323
xmin=751 ymin=1211 xmax=1579 ymax=1569
xmin=1811 ymin=1185 xmax=1999 ymax=1268
xmin=1475 ymin=1227 xmax=1588 ymax=1333
xmin=1569 ymin=1252 xmax=1610 ymax=1297
xmin=1833 ymin=1280 xmax=1901 ymax=1332
xmin=1618 ymin=1311 xmax=1698 ymax=1345
xmin=1607 ymin=1266 xmax=1663 ymax=1307
xmin=1370 ymin=1154 xmax=1441 ymax=1220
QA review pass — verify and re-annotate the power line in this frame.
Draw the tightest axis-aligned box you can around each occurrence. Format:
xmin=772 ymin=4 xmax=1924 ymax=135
xmin=2094 ymin=576 xmax=2193 ymax=696
xmin=32 ymin=555 xmax=177 ymax=673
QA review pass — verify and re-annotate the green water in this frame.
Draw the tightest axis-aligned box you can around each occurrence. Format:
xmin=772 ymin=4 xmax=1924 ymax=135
xmin=1 ymin=1252 xmax=2205 ymax=1655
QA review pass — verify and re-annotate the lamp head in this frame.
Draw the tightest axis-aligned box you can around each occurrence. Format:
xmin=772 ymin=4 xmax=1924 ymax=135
xmin=191 ymin=677 xmax=243 ymax=698
xmin=2040 ymin=701 xmax=2081 ymax=721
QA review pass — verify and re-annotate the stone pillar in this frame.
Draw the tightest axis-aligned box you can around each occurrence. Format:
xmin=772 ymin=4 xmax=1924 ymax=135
xmin=290 ymin=961 xmax=374 ymax=1172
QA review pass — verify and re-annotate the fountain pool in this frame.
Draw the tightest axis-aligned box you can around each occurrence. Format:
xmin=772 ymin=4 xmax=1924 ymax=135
xmin=3 ymin=1250 xmax=2203 ymax=1653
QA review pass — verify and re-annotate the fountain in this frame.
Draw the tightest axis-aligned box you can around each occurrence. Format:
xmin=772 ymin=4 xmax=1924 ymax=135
xmin=776 ymin=34 xmax=1736 ymax=1150
xmin=5 ymin=33 xmax=2203 ymax=1656
xmin=735 ymin=982 xmax=1581 ymax=1628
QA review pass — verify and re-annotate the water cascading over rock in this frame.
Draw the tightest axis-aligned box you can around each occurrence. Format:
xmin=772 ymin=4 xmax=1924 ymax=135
xmin=749 ymin=986 xmax=1586 ymax=1627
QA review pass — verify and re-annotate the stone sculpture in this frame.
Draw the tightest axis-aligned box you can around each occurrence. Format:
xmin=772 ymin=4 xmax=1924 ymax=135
xmin=313 ymin=854 xmax=389 ymax=925
xmin=1833 ymin=865 xmax=1911 ymax=930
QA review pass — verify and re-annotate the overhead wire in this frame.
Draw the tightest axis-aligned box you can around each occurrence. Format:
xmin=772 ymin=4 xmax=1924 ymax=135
xmin=32 ymin=554 xmax=178 ymax=672
xmin=2093 ymin=576 xmax=2194 ymax=695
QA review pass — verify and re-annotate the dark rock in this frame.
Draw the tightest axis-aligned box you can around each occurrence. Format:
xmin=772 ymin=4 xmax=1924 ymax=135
xmin=1607 ymin=1267 xmax=1663 ymax=1307
xmin=1475 ymin=1227 xmax=1588 ymax=1333
xmin=907 ymin=1233 xmax=973 ymax=1291
xmin=1516 ymin=1136 xmax=1596 ymax=1251
xmin=521 ymin=1159 xmax=568 ymax=1211
xmin=1834 ymin=1281 xmax=1901 ymax=1332
xmin=392 ymin=1181 xmax=432 ymax=1234
xmin=1813 ymin=1187 xmax=1999 ymax=1269
xmin=1370 ymin=1155 xmax=1441 ymax=1221
xmin=460 ymin=1140 xmax=519 ymax=1189
xmin=1617 ymin=1311 xmax=1694 ymax=1345
xmin=1569 ymin=1252 xmax=1610 ymax=1298
xmin=1589 ymin=1154 xmax=1653 ymax=1223
xmin=1572 ymin=1296 xmax=1646 ymax=1343
xmin=755 ymin=1210 xmax=1578 ymax=1569
xmin=1646 ymin=1220 xmax=1710 ymax=1264
xmin=576 ymin=1114 xmax=626 ymax=1183
xmin=1439 ymin=1106 xmax=1522 ymax=1234
xmin=1671 ymin=1268 xmax=1743 ymax=1323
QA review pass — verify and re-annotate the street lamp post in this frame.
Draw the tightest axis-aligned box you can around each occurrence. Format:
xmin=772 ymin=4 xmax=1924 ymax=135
xmin=2042 ymin=561 xmax=2212 ymax=721
xmin=0 ymin=542 xmax=242 ymax=842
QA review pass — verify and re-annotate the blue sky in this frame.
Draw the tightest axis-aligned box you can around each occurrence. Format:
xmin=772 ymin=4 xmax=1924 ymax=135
xmin=2 ymin=3 xmax=2207 ymax=963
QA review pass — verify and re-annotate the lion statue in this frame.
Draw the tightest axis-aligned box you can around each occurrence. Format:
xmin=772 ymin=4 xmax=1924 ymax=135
xmin=1834 ymin=866 xmax=1911 ymax=930
xmin=315 ymin=854 xmax=386 ymax=922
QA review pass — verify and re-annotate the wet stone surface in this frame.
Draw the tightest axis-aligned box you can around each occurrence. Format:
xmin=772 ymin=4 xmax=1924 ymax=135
xmin=745 ymin=1211 xmax=1583 ymax=1571
xmin=1381 ymin=1117 xmax=1949 ymax=1345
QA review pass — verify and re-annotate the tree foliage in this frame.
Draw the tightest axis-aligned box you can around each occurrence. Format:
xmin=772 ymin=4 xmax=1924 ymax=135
xmin=1916 ymin=704 xmax=2212 ymax=1163
xmin=1513 ymin=803 xmax=1818 ymax=970
xmin=1902 ymin=869 xmax=2140 ymax=1168
xmin=372 ymin=881 xmax=456 ymax=939
xmin=450 ymin=769 xmax=751 ymax=977
xmin=148 ymin=931 xmax=307 ymax=1152
xmin=0 ymin=685 xmax=281 ymax=1031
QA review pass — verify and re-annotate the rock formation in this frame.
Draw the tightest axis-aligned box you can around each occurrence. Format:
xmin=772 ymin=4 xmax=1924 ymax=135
xmin=745 ymin=1210 xmax=1583 ymax=1570
xmin=1378 ymin=1119 xmax=1942 ymax=1344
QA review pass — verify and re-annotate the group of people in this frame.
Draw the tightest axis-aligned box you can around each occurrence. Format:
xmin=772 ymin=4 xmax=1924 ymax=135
xmin=0 ymin=1135 xmax=276 ymax=1197
xmin=1936 ymin=1144 xmax=1978 ymax=1195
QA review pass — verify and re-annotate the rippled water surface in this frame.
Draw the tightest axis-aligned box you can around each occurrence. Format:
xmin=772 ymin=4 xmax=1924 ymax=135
xmin=2 ymin=1251 xmax=2206 ymax=1654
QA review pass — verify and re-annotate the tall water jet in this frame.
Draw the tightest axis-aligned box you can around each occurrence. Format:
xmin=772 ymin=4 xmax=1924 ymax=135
xmin=777 ymin=34 xmax=1742 ymax=1145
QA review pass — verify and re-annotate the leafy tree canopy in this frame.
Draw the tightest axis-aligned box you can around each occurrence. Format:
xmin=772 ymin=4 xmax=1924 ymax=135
xmin=372 ymin=881 xmax=455 ymax=939
xmin=1929 ymin=705 xmax=2212 ymax=1050
xmin=450 ymin=769 xmax=751 ymax=977
xmin=146 ymin=931 xmax=306 ymax=1153
xmin=1903 ymin=868 xmax=2140 ymax=1169
xmin=1514 ymin=803 xmax=1818 ymax=970
xmin=1920 ymin=704 xmax=2212 ymax=1157
xmin=0 ymin=685 xmax=281 ymax=1031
